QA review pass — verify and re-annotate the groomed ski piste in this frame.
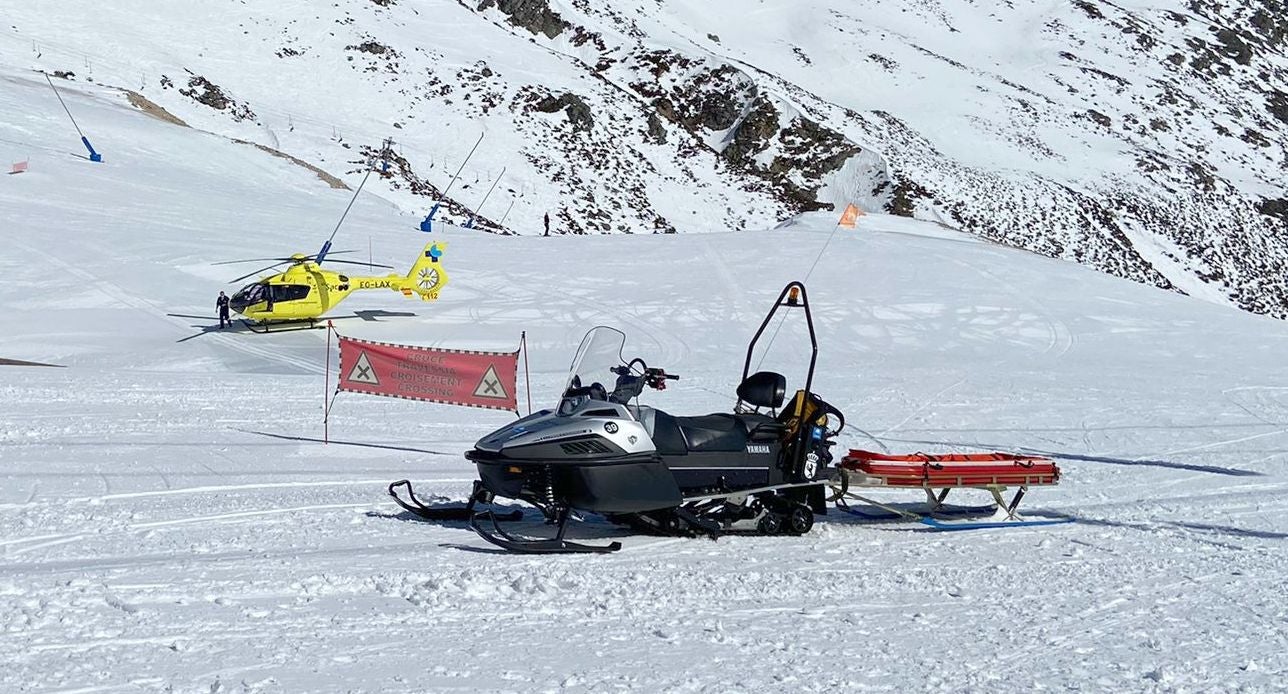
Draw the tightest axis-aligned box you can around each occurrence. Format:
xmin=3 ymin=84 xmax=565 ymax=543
xmin=2 ymin=74 xmax=1287 ymax=693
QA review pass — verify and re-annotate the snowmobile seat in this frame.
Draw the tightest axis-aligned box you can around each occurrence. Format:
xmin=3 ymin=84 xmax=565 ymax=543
xmin=638 ymin=408 xmax=784 ymax=455
xmin=743 ymin=415 xmax=786 ymax=443
xmin=675 ymin=414 xmax=748 ymax=452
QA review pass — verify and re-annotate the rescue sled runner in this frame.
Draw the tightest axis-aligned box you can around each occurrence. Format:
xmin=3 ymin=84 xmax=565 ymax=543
xmin=832 ymin=449 xmax=1071 ymax=529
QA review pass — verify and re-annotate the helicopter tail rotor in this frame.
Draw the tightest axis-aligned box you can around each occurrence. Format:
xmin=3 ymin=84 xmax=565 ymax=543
xmin=400 ymin=241 xmax=449 ymax=300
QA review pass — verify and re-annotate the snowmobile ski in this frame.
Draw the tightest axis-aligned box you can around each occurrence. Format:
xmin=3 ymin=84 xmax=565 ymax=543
xmin=469 ymin=508 xmax=622 ymax=554
xmin=388 ymin=479 xmax=523 ymax=522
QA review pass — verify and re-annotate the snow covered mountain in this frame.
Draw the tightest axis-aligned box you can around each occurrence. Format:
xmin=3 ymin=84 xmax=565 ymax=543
xmin=1 ymin=0 xmax=1285 ymax=318
xmin=3 ymin=54 xmax=1288 ymax=691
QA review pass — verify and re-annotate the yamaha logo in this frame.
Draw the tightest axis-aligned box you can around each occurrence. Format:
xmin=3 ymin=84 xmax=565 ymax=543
xmin=746 ymin=444 xmax=771 ymax=454
xmin=604 ymin=422 xmax=619 ymax=434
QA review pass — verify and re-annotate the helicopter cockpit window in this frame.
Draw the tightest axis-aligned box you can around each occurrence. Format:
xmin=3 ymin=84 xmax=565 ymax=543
xmin=274 ymin=285 xmax=311 ymax=302
xmin=235 ymin=283 xmax=267 ymax=304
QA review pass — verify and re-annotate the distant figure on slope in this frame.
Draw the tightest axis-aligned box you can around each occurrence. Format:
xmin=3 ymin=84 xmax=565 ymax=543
xmin=216 ymin=291 xmax=231 ymax=329
xmin=544 ymin=211 xmax=550 ymax=237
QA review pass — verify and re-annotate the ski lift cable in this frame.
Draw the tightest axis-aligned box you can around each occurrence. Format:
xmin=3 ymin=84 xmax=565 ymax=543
xmin=752 ymin=221 xmax=843 ymax=372
xmin=9 ymin=31 xmax=509 ymax=198
xmin=45 ymin=73 xmax=87 ymax=139
xmin=316 ymin=166 xmax=373 ymax=264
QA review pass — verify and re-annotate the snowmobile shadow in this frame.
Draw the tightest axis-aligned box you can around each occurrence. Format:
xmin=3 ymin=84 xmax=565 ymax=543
xmin=376 ymin=508 xmax=636 ymax=548
xmin=436 ymin=543 xmax=514 ymax=555
xmin=236 ymin=428 xmax=455 ymax=456
xmin=886 ymin=438 xmax=1264 ymax=477
xmin=367 ymin=509 xmax=511 ymax=526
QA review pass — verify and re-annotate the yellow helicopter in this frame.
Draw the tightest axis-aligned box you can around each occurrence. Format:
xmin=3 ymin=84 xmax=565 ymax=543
xmin=216 ymin=240 xmax=448 ymax=330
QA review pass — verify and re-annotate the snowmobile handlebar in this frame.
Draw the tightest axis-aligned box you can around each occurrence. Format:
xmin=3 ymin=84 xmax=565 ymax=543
xmin=611 ymin=362 xmax=678 ymax=391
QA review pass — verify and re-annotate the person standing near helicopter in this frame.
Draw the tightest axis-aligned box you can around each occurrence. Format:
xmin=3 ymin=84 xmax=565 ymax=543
xmin=216 ymin=291 xmax=231 ymax=329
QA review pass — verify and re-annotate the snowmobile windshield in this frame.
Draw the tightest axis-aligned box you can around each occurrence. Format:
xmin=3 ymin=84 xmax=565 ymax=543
xmin=559 ymin=326 xmax=627 ymax=414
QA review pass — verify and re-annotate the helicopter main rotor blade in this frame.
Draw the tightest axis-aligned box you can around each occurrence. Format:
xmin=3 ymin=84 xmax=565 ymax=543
xmin=228 ymin=261 xmax=291 ymax=284
xmin=212 ymin=256 xmax=294 ymax=266
xmin=323 ymin=259 xmax=395 ymax=270
xmin=212 ymin=250 xmax=356 ymax=266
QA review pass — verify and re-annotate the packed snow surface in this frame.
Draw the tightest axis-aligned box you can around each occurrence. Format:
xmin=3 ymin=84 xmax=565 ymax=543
xmin=2 ymin=72 xmax=1287 ymax=692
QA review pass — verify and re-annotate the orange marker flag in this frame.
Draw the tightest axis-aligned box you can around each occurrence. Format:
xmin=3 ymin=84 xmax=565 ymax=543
xmin=838 ymin=203 xmax=863 ymax=228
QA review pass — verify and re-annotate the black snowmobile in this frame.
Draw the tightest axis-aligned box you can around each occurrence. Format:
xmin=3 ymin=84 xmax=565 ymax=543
xmin=389 ymin=281 xmax=845 ymax=553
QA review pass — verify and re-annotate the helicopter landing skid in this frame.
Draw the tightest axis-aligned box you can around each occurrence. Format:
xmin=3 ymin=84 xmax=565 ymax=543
xmin=240 ymin=319 xmax=323 ymax=334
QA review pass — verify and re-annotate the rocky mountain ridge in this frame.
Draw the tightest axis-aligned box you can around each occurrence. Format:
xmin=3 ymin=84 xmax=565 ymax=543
xmin=2 ymin=0 xmax=1285 ymax=314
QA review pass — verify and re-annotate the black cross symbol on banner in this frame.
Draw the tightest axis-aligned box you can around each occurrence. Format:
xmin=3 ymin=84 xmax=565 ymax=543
xmin=473 ymin=364 xmax=508 ymax=400
xmin=348 ymin=351 xmax=380 ymax=385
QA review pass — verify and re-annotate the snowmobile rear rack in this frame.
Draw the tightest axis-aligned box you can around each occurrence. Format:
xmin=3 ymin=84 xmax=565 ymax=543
xmin=833 ymin=449 xmax=1071 ymax=529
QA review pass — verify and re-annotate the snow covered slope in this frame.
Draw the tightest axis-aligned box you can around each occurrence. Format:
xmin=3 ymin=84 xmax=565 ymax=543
xmin=2 ymin=0 xmax=1285 ymax=317
xmin=3 ymin=69 xmax=1288 ymax=691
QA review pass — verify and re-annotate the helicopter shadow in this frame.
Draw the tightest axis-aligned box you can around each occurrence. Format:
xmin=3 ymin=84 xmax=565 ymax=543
xmin=348 ymin=310 xmax=417 ymax=322
xmin=169 ymin=315 xmax=262 ymax=343
xmin=170 ymin=310 xmax=417 ymax=342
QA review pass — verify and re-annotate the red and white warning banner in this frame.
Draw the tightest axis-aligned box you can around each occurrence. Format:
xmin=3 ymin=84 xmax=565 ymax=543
xmin=337 ymin=335 xmax=518 ymax=412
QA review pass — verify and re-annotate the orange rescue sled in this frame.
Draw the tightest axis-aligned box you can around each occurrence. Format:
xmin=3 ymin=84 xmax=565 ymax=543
xmin=833 ymin=449 xmax=1067 ymax=529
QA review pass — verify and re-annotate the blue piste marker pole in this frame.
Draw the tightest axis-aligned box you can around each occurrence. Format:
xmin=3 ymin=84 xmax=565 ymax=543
xmin=81 ymin=136 xmax=101 ymax=162
xmin=419 ymin=203 xmax=440 ymax=233
xmin=46 ymin=74 xmax=102 ymax=162
xmin=418 ymin=131 xmax=484 ymax=232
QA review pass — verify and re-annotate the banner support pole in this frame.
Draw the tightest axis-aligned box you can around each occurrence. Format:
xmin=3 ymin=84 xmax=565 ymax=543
xmin=325 ymin=321 xmax=333 ymax=444
xmin=521 ymin=331 xmax=532 ymax=416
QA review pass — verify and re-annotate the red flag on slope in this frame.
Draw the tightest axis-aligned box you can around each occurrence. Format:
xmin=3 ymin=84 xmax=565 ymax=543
xmin=337 ymin=335 xmax=518 ymax=412
xmin=9 ymin=160 xmax=28 ymax=175
xmin=838 ymin=203 xmax=863 ymax=228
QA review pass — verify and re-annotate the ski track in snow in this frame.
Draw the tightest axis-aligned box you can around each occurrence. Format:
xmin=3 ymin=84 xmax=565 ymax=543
xmin=0 ymin=72 xmax=1286 ymax=692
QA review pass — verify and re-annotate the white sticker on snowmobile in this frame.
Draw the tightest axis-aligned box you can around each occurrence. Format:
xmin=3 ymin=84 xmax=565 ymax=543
xmin=746 ymin=445 xmax=771 ymax=454
xmin=804 ymin=453 xmax=819 ymax=478
xmin=604 ymin=422 xmax=619 ymax=434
